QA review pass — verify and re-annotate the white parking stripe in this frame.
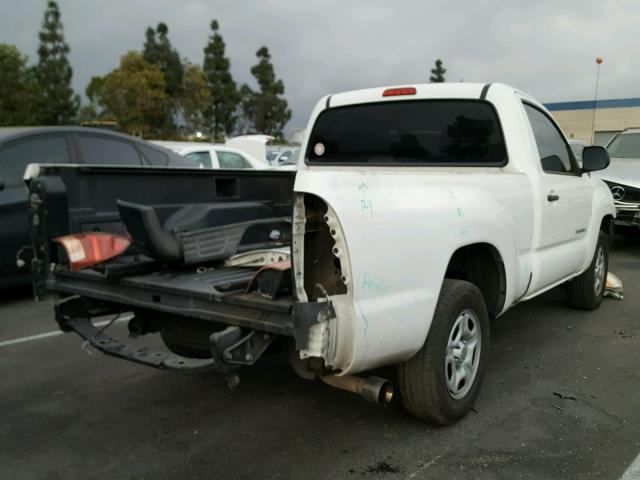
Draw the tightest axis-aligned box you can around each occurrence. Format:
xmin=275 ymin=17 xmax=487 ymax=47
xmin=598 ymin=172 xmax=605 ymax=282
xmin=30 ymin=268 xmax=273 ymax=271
xmin=620 ymin=453 xmax=640 ymax=480
xmin=0 ymin=316 xmax=130 ymax=348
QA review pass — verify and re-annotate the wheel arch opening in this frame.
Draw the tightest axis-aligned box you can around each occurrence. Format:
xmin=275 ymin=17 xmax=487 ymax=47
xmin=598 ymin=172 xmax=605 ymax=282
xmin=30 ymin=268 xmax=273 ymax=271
xmin=444 ymin=243 xmax=506 ymax=318
xmin=293 ymin=192 xmax=349 ymax=302
xmin=600 ymin=214 xmax=614 ymax=246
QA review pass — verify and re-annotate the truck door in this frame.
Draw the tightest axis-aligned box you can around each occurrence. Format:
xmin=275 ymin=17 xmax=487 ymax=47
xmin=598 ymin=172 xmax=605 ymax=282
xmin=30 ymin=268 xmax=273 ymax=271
xmin=523 ymin=103 xmax=592 ymax=289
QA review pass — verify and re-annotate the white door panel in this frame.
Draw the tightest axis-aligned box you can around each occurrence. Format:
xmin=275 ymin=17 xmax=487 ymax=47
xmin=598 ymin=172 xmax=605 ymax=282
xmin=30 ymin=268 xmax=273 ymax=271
xmin=522 ymin=103 xmax=593 ymax=291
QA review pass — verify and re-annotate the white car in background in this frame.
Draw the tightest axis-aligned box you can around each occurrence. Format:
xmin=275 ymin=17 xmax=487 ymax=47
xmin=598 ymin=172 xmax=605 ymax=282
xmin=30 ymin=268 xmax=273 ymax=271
xmin=151 ymin=141 xmax=268 ymax=170
xmin=224 ymin=135 xmax=298 ymax=170
xmin=225 ymin=135 xmax=274 ymax=164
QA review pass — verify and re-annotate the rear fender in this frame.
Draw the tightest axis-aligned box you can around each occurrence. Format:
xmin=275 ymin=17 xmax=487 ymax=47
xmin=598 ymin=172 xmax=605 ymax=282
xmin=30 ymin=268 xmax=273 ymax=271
xmin=294 ymin=170 xmax=527 ymax=373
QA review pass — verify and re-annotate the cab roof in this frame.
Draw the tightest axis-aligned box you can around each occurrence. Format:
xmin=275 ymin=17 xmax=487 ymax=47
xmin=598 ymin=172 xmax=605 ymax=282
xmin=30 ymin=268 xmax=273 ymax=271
xmin=326 ymin=82 xmax=514 ymax=109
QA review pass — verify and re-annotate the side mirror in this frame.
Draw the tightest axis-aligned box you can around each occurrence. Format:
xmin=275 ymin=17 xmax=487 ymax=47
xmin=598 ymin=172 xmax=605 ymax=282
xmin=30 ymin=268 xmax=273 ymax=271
xmin=0 ymin=180 xmax=4 ymax=192
xmin=581 ymin=146 xmax=610 ymax=172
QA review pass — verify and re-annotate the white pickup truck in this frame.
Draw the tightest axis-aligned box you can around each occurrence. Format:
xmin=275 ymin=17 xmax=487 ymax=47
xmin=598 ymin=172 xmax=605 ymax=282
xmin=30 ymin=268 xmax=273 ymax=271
xmin=29 ymin=82 xmax=614 ymax=425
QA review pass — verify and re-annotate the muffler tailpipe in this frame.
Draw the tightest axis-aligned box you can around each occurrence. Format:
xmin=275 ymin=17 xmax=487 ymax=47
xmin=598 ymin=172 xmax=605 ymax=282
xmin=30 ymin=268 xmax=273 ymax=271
xmin=321 ymin=374 xmax=394 ymax=404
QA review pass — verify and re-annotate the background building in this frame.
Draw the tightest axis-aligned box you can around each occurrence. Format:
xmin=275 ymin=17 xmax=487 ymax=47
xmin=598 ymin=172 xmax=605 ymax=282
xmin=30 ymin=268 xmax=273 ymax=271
xmin=545 ymin=98 xmax=640 ymax=146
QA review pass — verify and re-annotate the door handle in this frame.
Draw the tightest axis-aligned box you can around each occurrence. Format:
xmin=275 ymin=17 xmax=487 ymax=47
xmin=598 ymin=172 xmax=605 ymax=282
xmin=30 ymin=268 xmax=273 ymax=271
xmin=547 ymin=192 xmax=560 ymax=202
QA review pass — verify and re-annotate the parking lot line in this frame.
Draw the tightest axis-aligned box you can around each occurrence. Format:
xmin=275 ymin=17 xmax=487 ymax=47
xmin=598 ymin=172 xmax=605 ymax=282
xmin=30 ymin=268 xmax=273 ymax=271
xmin=0 ymin=316 xmax=130 ymax=348
xmin=620 ymin=453 xmax=640 ymax=480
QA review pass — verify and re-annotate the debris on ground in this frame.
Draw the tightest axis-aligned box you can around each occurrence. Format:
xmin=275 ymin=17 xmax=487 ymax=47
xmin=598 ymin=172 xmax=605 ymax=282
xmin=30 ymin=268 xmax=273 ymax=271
xmin=614 ymin=330 xmax=635 ymax=339
xmin=604 ymin=272 xmax=624 ymax=300
xmin=362 ymin=461 xmax=400 ymax=475
xmin=553 ymin=392 xmax=577 ymax=401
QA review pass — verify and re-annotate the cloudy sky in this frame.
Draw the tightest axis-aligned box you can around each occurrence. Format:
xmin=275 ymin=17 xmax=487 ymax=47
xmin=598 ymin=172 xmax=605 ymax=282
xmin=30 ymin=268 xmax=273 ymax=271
xmin=2 ymin=0 xmax=639 ymax=134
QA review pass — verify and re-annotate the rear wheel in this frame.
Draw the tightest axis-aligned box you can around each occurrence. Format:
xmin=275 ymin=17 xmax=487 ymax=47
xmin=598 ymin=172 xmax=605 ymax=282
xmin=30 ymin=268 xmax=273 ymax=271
xmin=398 ymin=279 xmax=489 ymax=425
xmin=566 ymin=231 xmax=609 ymax=310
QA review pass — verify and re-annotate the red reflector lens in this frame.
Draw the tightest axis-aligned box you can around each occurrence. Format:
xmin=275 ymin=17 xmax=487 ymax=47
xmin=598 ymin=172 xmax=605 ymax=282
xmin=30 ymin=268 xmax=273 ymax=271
xmin=382 ymin=87 xmax=417 ymax=97
xmin=54 ymin=233 xmax=131 ymax=271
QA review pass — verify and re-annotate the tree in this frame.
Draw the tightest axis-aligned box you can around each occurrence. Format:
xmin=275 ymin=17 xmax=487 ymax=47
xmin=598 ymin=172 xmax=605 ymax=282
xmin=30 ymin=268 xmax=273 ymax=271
xmin=239 ymin=47 xmax=291 ymax=139
xmin=430 ymin=59 xmax=446 ymax=83
xmin=142 ymin=22 xmax=183 ymax=135
xmin=76 ymin=75 xmax=106 ymax=122
xmin=143 ymin=23 xmax=183 ymax=98
xmin=0 ymin=44 xmax=44 ymax=125
xmin=202 ymin=20 xmax=239 ymax=140
xmin=180 ymin=62 xmax=212 ymax=133
xmin=85 ymin=75 xmax=105 ymax=109
xmin=99 ymin=51 xmax=169 ymax=136
xmin=36 ymin=1 xmax=79 ymax=124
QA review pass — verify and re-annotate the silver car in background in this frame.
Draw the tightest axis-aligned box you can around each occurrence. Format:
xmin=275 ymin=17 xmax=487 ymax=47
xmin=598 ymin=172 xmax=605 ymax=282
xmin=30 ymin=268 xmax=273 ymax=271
xmin=596 ymin=129 xmax=640 ymax=227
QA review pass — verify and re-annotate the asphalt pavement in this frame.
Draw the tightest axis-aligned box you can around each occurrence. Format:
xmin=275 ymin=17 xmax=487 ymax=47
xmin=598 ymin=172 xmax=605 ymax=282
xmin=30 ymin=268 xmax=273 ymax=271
xmin=1 ymin=234 xmax=639 ymax=480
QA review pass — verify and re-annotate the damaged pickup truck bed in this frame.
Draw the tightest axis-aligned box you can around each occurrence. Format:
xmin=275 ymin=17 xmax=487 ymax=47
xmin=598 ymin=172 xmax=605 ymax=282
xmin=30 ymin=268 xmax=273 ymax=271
xmin=29 ymin=83 xmax=615 ymax=424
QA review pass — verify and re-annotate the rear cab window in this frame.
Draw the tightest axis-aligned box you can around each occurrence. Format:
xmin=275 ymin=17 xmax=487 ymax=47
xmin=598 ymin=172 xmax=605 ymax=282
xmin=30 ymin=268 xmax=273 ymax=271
xmin=306 ymin=100 xmax=508 ymax=166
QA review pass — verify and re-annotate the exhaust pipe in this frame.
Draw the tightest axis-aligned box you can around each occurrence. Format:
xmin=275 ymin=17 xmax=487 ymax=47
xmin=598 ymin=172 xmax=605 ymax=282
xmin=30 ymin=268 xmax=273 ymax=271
xmin=321 ymin=374 xmax=394 ymax=405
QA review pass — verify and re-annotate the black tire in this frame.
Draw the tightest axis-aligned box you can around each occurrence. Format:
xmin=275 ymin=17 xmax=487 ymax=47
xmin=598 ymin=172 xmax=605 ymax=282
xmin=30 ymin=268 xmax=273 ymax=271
xmin=398 ymin=279 xmax=489 ymax=425
xmin=160 ymin=322 xmax=216 ymax=359
xmin=566 ymin=231 xmax=609 ymax=311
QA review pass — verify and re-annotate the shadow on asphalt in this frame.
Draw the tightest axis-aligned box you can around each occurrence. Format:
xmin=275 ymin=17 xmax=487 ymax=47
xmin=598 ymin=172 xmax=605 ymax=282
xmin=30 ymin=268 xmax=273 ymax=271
xmin=0 ymin=284 xmax=32 ymax=303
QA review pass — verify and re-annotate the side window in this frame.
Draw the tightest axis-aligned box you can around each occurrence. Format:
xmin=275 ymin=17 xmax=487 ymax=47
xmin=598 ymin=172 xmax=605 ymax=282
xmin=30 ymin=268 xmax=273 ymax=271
xmin=138 ymin=143 xmax=169 ymax=166
xmin=524 ymin=104 xmax=574 ymax=174
xmin=77 ymin=135 xmax=142 ymax=165
xmin=185 ymin=151 xmax=212 ymax=169
xmin=217 ymin=151 xmax=250 ymax=169
xmin=0 ymin=135 xmax=70 ymax=188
